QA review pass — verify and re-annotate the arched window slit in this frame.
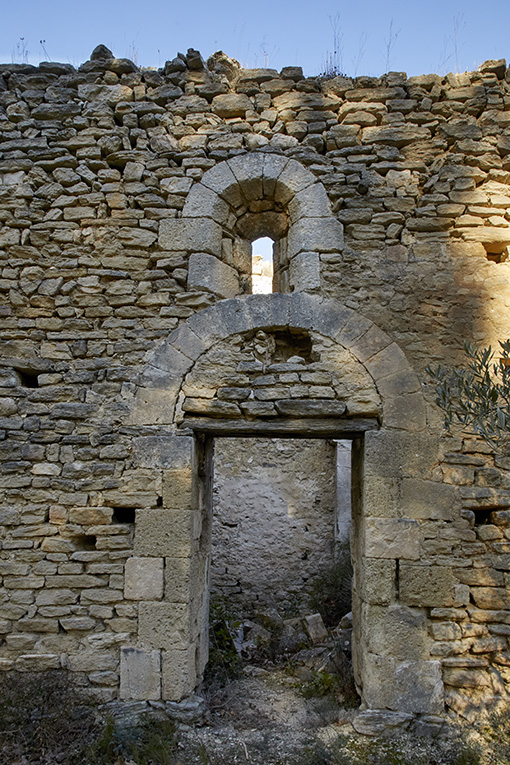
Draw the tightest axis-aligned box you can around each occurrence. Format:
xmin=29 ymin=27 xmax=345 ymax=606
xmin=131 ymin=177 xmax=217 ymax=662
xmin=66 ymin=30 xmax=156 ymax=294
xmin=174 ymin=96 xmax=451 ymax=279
xmin=251 ymin=237 xmax=274 ymax=294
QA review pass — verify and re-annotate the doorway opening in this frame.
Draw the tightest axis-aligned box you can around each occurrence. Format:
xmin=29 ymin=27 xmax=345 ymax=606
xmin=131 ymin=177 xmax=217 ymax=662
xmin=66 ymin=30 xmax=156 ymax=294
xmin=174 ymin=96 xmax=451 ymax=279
xmin=251 ymin=237 xmax=274 ymax=294
xmin=198 ymin=432 xmax=360 ymax=711
xmin=210 ymin=437 xmax=351 ymax=613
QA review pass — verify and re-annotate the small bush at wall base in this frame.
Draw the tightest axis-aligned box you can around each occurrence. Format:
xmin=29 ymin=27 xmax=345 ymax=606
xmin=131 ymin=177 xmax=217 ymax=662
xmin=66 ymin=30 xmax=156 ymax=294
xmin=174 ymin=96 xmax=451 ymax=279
xmin=83 ymin=716 xmax=178 ymax=765
xmin=307 ymin=543 xmax=353 ymax=629
xmin=0 ymin=670 xmax=178 ymax=765
xmin=0 ymin=670 xmax=99 ymax=763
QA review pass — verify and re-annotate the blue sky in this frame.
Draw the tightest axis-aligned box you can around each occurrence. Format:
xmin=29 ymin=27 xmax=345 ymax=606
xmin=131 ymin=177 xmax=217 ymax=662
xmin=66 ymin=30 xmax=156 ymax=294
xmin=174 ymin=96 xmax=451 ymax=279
xmin=1 ymin=0 xmax=509 ymax=78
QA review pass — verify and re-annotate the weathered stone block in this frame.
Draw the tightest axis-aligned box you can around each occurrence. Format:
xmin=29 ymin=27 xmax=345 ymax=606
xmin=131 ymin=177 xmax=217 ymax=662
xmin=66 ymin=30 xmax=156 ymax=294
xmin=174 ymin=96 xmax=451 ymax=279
xmin=159 ymin=218 xmax=223 ymax=255
xmin=138 ymin=602 xmax=191 ymax=649
xmin=212 ymin=94 xmax=252 ymax=118
xmin=187 ymin=253 xmax=240 ymax=299
xmin=287 ymin=217 xmax=344 ymax=256
xmin=200 ymin=162 xmax=243 ymax=207
xmin=163 ymin=466 xmax=194 ymax=510
xmin=401 ymin=478 xmax=456 ymax=521
xmin=162 ymin=645 xmax=197 ymax=701
xmin=364 ymin=517 xmax=420 ymax=560
xmin=132 ymin=435 xmax=193 ymax=470
xmin=289 ymin=251 xmax=320 ymax=292
xmin=228 ymin=153 xmax=264 ymax=199
xmin=399 ymin=564 xmax=454 ymax=607
xmin=364 ymin=604 xmax=430 ymax=660
xmin=134 ymin=509 xmax=198 ymax=557
xmin=288 ymin=183 xmax=332 ymax=221
xmin=275 ymin=399 xmax=346 ymax=417
xmin=124 ymin=557 xmax=164 ymax=601
xmin=182 ymin=183 xmax=230 ymax=224
xmin=395 ymin=660 xmax=444 ymax=714
xmin=120 ymin=646 xmax=161 ymax=700
xmin=471 ymin=587 xmax=510 ymax=610
xmin=359 ymin=558 xmax=396 ymax=604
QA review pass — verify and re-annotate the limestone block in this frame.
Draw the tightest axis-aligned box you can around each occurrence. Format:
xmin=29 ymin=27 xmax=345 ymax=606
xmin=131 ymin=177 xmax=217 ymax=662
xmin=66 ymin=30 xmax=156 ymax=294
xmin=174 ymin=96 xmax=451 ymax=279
xmin=262 ymin=153 xmax=289 ymax=197
xmin=68 ymin=507 xmax=113 ymax=525
xmin=352 ymin=709 xmax=413 ymax=736
xmin=162 ymin=646 xmax=198 ymax=701
xmin=206 ymin=299 xmax=253 ymax=338
xmin=359 ymin=558 xmax=396 ymax=605
xmin=361 ymin=125 xmax=431 ymax=146
xmin=288 ymin=251 xmax=320 ymax=292
xmin=364 ymin=603 xmax=430 ymax=660
xmin=182 ymin=183 xmax=230 ymax=224
xmin=132 ymin=435 xmax=193 ymax=470
xmin=0 ymin=397 xmax=17 ymax=416
xmin=362 ymin=653 xmax=398 ymax=708
xmin=376 ymin=370 xmax=422 ymax=400
xmin=364 ymin=518 xmax=420 ymax=560
xmin=363 ymin=475 xmax=400 ymax=518
xmin=120 ymin=646 xmax=161 ymax=700
xmin=212 ymin=94 xmax=252 ymax=118
xmin=165 ymin=557 xmax=200 ymax=603
xmin=287 ymin=217 xmax=344 ymax=257
xmin=135 ymin=508 xmax=198 ymax=557
xmin=15 ymin=654 xmax=60 ymax=671
xmin=138 ymin=602 xmax=191 ymax=650
xmin=166 ymin=322 xmax=208 ymax=361
xmin=471 ymin=587 xmax=510 ymax=610
xmin=364 ymin=430 xmax=438 ymax=480
xmin=187 ymin=252 xmax=239 ymax=299
xmin=149 ymin=339 xmax=194 ymax=377
xmin=334 ymin=313 xmax=375 ymax=352
xmin=124 ymin=557 xmax=164 ymax=601
xmin=159 ymin=218 xmax=223 ymax=255
xmin=244 ymin=292 xmax=293 ymax=330
xmin=395 ymin=660 xmax=444 ymax=714
xmin=288 ymin=183 xmax=332 ymax=222
xmin=274 ymin=159 xmax=315 ymax=204
xmin=200 ymin=162 xmax=243 ymax=207
xmin=399 ymin=564 xmax=454 ymax=607
xmin=162 ymin=465 xmax=194 ymax=510
xmin=228 ymin=153 xmax=264 ymax=200
xmin=384 ymin=391 xmax=427 ymax=432
xmin=401 ymin=478 xmax=456 ymax=521
xmin=275 ymin=399 xmax=347 ymax=417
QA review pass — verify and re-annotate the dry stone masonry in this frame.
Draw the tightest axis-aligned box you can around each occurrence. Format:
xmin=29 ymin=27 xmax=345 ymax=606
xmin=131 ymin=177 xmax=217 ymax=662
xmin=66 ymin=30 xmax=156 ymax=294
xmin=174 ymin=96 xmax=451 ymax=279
xmin=1 ymin=42 xmax=510 ymax=726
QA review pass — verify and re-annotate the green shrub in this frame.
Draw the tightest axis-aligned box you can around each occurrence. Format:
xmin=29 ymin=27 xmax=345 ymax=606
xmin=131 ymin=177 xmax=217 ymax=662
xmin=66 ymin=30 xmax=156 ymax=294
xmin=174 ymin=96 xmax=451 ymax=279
xmin=308 ymin=543 xmax=353 ymax=629
xmin=0 ymin=670 xmax=99 ymax=763
xmin=0 ymin=670 xmax=178 ymax=765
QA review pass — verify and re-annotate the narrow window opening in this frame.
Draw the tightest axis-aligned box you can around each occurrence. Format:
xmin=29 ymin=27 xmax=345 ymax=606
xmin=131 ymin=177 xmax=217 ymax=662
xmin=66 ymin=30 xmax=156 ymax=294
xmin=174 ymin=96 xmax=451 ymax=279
xmin=112 ymin=507 xmax=136 ymax=523
xmin=17 ymin=369 xmax=40 ymax=388
xmin=73 ymin=534 xmax=97 ymax=551
xmin=484 ymin=244 xmax=509 ymax=263
xmin=472 ymin=507 xmax=495 ymax=525
xmin=251 ymin=237 xmax=274 ymax=294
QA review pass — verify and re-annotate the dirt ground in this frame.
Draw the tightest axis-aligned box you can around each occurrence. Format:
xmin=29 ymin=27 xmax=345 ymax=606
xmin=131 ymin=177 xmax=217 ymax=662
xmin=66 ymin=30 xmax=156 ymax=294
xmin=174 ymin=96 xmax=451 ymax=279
xmin=173 ymin=666 xmax=359 ymax=764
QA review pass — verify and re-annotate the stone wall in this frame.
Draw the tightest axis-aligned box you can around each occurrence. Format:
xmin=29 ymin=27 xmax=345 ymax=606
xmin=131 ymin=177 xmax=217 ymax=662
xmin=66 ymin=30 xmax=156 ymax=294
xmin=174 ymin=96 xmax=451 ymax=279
xmin=1 ymin=43 xmax=510 ymax=720
xmin=211 ymin=437 xmax=337 ymax=610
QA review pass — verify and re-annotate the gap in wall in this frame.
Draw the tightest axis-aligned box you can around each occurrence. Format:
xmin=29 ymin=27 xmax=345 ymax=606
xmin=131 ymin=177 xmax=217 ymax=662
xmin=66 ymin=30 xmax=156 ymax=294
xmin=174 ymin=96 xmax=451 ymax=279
xmin=210 ymin=436 xmax=352 ymax=617
xmin=251 ymin=237 xmax=274 ymax=294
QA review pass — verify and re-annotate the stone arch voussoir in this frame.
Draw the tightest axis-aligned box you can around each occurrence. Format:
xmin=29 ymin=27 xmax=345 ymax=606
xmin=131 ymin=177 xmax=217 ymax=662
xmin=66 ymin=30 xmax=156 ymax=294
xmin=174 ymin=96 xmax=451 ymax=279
xmin=131 ymin=293 xmax=425 ymax=431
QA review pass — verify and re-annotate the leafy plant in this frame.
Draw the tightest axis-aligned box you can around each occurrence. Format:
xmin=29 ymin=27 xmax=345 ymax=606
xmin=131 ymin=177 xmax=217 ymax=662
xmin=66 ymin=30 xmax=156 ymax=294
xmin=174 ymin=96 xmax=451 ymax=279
xmin=427 ymin=340 xmax=510 ymax=453
xmin=83 ymin=716 xmax=177 ymax=765
xmin=203 ymin=598 xmax=243 ymax=693
xmin=308 ymin=542 xmax=353 ymax=629
xmin=301 ymin=669 xmax=341 ymax=699
xmin=0 ymin=670 xmax=99 ymax=763
xmin=0 ymin=670 xmax=178 ymax=765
